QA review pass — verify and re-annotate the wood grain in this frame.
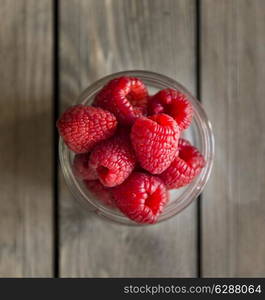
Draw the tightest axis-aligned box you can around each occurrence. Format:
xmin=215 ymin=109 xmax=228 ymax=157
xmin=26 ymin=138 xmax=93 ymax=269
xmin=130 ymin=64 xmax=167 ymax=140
xmin=0 ymin=0 xmax=53 ymax=277
xmin=201 ymin=0 xmax=265 ymax=277
xmin=59 ymin=0 xmax=197 ymax=277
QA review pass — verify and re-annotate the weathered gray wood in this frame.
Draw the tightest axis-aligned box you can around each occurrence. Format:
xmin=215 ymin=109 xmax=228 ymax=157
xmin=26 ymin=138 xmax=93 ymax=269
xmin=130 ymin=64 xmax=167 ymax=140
xmin=59 ymin=0 xmax=197 ymax=277
xmin=201 ymin=0 xmax=265 ymax=277
xmin=0 ymin=0 xmax=53 ymax=277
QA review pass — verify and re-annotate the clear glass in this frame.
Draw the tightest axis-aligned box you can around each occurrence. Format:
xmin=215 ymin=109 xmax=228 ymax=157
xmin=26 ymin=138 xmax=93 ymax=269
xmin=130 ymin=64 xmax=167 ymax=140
xmin=59 ymin=70 xmax=214 ymax=226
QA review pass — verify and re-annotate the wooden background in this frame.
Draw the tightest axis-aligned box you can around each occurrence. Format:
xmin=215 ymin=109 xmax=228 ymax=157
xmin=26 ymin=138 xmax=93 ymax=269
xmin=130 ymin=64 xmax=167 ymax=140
xmin=0 ymin=0 xmax=265 ymax=277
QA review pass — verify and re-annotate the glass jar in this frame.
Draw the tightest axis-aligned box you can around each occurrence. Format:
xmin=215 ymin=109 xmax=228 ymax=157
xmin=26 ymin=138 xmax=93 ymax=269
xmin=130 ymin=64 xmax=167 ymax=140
xmin=59 ymin=70 xmax=214 ymax=225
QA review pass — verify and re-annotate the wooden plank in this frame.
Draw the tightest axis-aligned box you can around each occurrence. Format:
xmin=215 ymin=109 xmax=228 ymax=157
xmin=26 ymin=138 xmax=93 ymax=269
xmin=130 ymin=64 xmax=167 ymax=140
xmin=201 ymin=0 xmax=265 ymax=277
xmin=0 ymin=0 xmax=53 ymax=277
xmin=59 ymin=0 xmax=197 ymax=277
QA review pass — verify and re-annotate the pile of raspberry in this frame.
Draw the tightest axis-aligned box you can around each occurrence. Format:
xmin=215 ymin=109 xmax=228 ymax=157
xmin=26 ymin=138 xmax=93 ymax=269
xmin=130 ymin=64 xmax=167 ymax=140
xmin=57 ymin=76 xmax=205 ymax=224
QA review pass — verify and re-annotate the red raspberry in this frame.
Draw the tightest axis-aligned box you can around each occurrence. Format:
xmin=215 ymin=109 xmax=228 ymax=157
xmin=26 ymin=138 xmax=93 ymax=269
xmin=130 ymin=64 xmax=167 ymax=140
xmin=93 ymin=76 xmax=148 ymax=125
xmin=73 ymin=153 xmax=97 ymax=180
xmin=159 ymin=138 xmax=206 ymax=189
xmin=131 ymin=113 xmax=180 ymax=174
xmin=148 ymin=88 xmax=193 ymax=130
xmin=112 ymin=172 xmax=168 ymax=224
xmin=57 ymin=105 xmax=117 ymax=153
xmin=84 ymin=180 xmax=115 ymax=208
xmin=89 ymin=132 xmax=136 ymax=187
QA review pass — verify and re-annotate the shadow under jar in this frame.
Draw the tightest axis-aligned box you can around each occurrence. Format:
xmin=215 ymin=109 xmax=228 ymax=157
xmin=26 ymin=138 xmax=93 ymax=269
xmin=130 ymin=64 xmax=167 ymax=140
xmin=59 ymin=70 xmax=214 ymax=226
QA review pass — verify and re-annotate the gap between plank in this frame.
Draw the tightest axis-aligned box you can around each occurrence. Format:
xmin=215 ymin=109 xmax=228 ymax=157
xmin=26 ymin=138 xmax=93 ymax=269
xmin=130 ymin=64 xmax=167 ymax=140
xmin=195 ymin=0 xmax=202 ymax=279
xmin=53 ymin=0 xmax=60 ymax=278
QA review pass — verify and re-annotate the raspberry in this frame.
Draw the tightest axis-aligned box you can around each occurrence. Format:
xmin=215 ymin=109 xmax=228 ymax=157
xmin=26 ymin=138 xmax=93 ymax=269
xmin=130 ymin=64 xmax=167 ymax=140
xmin=57 ymin=105 xmax=117 ymax=153
xmin=73 ymin=153 xmax=97 ymax=180
xmin=131 ymin=113 xmax=180 ymax=174
xmin=148 ymin=88 xmax=193 ymax=130
xmin=84 ymin=180 xmax=115 ymax=208
xmin=159 ymin=138 xmax=205 ymax=189
xmin=112 ymin=172 xmax=168 ymax=224
xmin=89 ymin=131 xmax=136 ymax=187
xmin=93 ymin=76 xmax=148 ymax=125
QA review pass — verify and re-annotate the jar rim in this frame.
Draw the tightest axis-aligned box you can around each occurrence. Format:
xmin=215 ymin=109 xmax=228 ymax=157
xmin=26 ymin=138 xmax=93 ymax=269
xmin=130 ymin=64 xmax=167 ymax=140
xmin=59 ymin=70 xmax=215 ymax=226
